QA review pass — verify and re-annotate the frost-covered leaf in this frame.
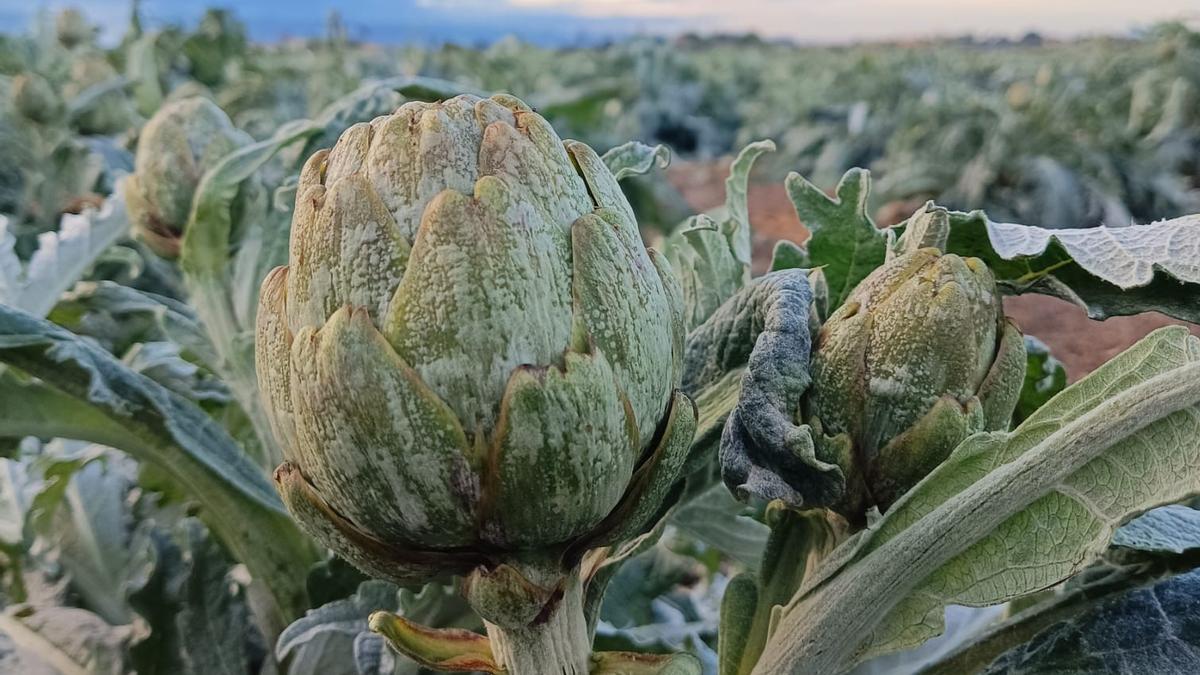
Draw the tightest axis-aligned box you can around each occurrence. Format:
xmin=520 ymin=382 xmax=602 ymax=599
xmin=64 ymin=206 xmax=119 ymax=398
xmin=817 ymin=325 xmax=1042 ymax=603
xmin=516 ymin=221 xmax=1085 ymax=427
xmin=0 ymin=191 xmax=130 ymax=318
xmin=938 ymin=209 xmax=1200 ymax=322
xmin=759 ymin=327 xmax=1200 ymax=673
xmin=786 ymin=168 xmax=887 ymax=308
xmin=981 ymin=568 xmax=1200 ymax=675
xmin=601 ymin=141 xmax=670 ymax=180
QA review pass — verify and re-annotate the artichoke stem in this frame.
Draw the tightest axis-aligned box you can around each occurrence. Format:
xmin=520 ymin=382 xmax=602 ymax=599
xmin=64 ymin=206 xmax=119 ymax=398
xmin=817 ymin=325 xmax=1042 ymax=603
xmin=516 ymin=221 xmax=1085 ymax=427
xmin=483 ymin=573 xmax=591 ymax=675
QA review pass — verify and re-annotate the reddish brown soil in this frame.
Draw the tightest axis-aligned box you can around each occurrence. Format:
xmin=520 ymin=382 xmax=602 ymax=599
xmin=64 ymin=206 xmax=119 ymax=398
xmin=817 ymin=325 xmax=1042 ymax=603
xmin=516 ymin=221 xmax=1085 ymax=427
xmin=668 ymin=159 xmax=1200 ymax=381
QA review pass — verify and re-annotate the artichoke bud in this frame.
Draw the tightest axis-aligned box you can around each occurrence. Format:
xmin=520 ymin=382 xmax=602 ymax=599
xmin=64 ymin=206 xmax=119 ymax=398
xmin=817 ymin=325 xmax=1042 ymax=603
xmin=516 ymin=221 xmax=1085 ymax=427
xmin=257 ymin=95 xmax=695 ymax=599
xmin=55 ymin=8 xmax=93 ymax=48
xmin=12 ymin=73 xmax=63 ymax=124
xmin=124 ymin=97 xmax=252 ymax=257
xmin=807 ymin=248 xmax=1026 ymax=521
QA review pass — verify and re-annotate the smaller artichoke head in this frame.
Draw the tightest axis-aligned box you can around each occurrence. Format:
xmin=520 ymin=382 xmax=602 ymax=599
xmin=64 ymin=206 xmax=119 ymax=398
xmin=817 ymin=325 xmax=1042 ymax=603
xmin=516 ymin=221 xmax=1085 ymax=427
xmin=124 ymin=97 xmax=252 ymax=257
xmin=256 ymin=95 xmax=695 ymax=611
xmin=55 ymin=8 xmax=94 ymax=48
xmin=808 ymin=248 xmax=1026 ymax=521
xmin=11 ymin=73 xmax=62 ymax=124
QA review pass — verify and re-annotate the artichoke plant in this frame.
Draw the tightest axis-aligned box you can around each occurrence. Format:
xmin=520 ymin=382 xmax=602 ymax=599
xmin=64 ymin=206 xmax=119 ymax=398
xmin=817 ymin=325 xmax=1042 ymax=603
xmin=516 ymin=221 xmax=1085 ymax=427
xmin=256 ymin=93 xmax=696 ymax=672
xmin=807 ymin=247 xmax=1026 ymax=521
xmin=124 ymin=97 xmax=253 ymax=257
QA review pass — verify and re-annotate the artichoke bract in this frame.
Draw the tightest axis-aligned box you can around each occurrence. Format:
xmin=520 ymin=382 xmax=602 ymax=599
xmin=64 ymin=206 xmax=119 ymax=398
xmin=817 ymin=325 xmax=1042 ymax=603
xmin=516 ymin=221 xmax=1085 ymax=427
xmin=124 ymin=97 xmax=252 ymax=257
xmin=257 ymin=94 xmax=695 ymax=671
xmin=809 ymin=248 xmax=1026 ymax=521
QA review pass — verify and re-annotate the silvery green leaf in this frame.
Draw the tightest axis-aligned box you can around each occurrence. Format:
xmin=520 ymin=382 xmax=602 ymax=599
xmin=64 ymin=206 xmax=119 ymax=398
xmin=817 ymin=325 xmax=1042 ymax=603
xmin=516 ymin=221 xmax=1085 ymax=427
xmin=601 ymin=142 xmax=670 ymax=181
xmin=670 ymin=483 xmax=768 ymax=570
xmin=666 ymin=140 xmax=774 ymax=330
xmin=0 ymin=192 xmax=130 ymax=318
xmin=27 ymin=442 xmax=135 ymax=626
xmin=277 ymin=580 xmax=400 ymax=675
xmin=0 ymin=304 xmax=313 ymax=628
xmin=937 ymin=209 xmax=1200 ymax=322
xmin=50 ymin=281 xmax=215 ymax=373
xmin=181 ymin=118 xmax=322 ymax=468
xmin=758 ymin=327 xmax=1200 ymax=673
xmin=0 ymin=605 xmax=133 ymax=675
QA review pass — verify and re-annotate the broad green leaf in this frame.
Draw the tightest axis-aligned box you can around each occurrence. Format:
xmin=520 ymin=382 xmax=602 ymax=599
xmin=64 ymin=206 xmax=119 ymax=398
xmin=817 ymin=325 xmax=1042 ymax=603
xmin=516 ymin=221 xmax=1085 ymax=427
xmin=174 ymin=521 xmax=254 ymax=675
xmin=785 ymin=167 xmax=887 ymax=308
xmin=670 ymin=483 xmax=768 ymax=570
xmin=936 ymin=208 xmax=1200 ymax=322
xmin=665 ymin=140 xmax=774 ymax=330
xmin=0 ymin=193 xmax=130 ymax=318
xmin=601 ymin=141 xmax=670 ymax=181
xmin=49 ymin=281 xmax=217 ymax=374
xmin=0 ymin=305 xmax=314 ymax=630
xmin=125 ymin=31 xmax=162 ymax=116
xmin=757 ymin=327 xmax=1200 ymax=674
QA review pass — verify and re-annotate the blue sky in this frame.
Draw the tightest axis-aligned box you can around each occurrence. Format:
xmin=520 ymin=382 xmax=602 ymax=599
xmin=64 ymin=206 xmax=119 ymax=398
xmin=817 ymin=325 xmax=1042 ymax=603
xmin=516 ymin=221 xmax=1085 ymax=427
xmin=2 ymin=0 xmax=1197 ymax=45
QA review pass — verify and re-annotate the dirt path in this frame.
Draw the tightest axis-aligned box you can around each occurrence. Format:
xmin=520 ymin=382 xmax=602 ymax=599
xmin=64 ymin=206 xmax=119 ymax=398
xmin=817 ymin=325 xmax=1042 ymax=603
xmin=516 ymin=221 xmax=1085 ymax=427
xmin=668 ymin=159 xmax=1200 ymax=381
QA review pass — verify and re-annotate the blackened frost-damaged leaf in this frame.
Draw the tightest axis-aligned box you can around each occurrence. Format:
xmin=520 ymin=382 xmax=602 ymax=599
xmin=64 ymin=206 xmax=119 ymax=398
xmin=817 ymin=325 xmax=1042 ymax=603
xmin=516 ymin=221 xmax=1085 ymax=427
xmin=981 ymin=568 xmax=1200 ymax=675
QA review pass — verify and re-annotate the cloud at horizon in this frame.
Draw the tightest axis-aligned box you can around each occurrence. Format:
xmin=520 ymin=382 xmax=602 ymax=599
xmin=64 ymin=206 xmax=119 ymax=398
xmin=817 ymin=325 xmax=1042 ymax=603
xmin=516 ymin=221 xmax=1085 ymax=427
xmin=2 ymin=0 xmax=1197 ymax=46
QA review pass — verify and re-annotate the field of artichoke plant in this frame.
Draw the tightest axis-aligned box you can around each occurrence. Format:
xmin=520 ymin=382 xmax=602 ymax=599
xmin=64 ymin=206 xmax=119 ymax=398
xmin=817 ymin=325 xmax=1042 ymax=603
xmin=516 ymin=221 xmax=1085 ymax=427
xmin=2 ymin=6 xmax=1200 ymax=675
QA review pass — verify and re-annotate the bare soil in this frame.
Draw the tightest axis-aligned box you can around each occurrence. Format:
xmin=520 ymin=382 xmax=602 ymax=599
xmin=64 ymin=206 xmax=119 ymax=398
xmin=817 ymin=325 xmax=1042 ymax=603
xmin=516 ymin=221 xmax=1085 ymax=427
xmin=668 ymin=159 xmax=1200 ymax=382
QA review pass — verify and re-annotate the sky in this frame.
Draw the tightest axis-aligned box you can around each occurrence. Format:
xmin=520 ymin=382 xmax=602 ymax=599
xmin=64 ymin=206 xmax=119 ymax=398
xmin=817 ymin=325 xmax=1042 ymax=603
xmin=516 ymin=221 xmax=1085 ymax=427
xmin=2 ymin=0 xmax=1198 ymax=46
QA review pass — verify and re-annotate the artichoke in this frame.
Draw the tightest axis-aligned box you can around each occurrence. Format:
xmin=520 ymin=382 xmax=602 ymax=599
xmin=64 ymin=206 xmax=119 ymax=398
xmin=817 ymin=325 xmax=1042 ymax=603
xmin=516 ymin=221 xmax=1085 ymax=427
xmin=11 ymin=73 xmax=62 ymax=124
xmin=257 ymin=94 xmax=695 ymax=671
xmin=55 ymin=8 xmax=93 ymax=49
xmin=124 ymin=97 xmax=252 ymax=257
xmin=808 ymin=248 xmax=1026 ymax=520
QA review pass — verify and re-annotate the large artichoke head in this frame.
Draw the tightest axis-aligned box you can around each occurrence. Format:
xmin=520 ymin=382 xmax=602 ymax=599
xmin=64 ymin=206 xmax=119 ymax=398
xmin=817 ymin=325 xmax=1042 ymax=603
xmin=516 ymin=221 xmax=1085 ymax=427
xmin=256 ymin=94 xmax=694 ymax=591
xmin=808 ymin=248 xmax=1026 ymax=521
xmin=124 ymin=97 xmax=252 ymax=257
